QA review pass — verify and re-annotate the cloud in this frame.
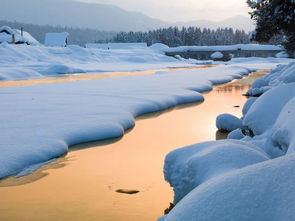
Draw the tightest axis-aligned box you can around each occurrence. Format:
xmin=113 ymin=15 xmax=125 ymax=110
xmin=76 ymin=0 xmax=250 ymax=22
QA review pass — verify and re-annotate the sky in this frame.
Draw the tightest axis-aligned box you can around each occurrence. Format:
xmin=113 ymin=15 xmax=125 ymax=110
xmin=76 ymin=0 xmax=250 ymax=22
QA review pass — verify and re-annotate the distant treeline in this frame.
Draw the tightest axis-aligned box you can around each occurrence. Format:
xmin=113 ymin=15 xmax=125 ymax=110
xmin=0 ymin=20 xmax=116 ymax=46
xmin=111 ymin=27 xmax=252 ymax=47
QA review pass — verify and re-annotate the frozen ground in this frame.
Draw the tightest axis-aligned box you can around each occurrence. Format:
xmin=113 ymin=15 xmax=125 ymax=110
xmin=160 ymin=61 xmax=295 ymax=221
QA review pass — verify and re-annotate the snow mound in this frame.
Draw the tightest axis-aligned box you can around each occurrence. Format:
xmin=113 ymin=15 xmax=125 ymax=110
xmin=162 ymin=153 xmax=295 ymax=221
xmin=211 ymin=51 xmax=223 ymax=59
xmin=161 ymin=60 xmax=295 ymax=221
xmin=227 ymin=128 xmax=245 ymax=140
xmin=149 ymin=43 xmax=169 ymax=51
xmin=242 ymin=97 xmax=257 ymax=116
xmin=269 ymin=96 xmax=295 ymax=154
xmin=216 ymin=113 xmax=242 ymax=132
xmin=164 ymin=140 xmax=269 ymax=204
xmin=243 ymin=83 xmax=295 ymax=135
xmin=276 ymin=51 xmax=289 ymax=58
xmin=246 ymin=62 xmax=295 ymax=96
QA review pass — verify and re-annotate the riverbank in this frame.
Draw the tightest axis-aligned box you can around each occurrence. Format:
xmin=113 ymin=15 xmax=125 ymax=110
xmin=0 ymin=64 xmax=273 ymax=179
xmin=160 ymin=61 xmax=295 ymax=221
xmin=0 ymin=71 xmax=262 ymax=221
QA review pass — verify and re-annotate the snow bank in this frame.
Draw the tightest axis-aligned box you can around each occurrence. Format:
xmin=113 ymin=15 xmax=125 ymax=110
xmin=164 ymin=140 xmax=269 ymax=204
xmin=85 ymin=42 xmax=147 ymax=49
xmin=162 ymin=153 xmax=295 ymax=221
xmin=269 ymin=96 xmax=295 ymax=154
xmin=243 ymin=83 xmax=295 ymax=135
xmin=246 ymin=61 xmax=295 ymax=96
xmin=161 ymin=60 xmax=295 ymax=221
xmin=0 ymin=43 xmax=291 ymax=81
xmin=165 ymin=44 xmax=283 ymax=53
xmin=0 ymin=44 xmax=188 ymax=80
xmin=0 ymin=65 xmax=256 ymax=179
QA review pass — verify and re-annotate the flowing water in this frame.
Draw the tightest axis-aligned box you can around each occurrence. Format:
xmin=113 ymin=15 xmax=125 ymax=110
xmin=0 ymin=70 xmax=267 ymax=221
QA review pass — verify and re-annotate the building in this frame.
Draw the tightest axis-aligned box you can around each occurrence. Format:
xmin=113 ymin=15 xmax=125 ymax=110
xmin=0 ymin=26 xmax=40 ymax=45
xmin=45 ymin=32 xmax=69 ymax=47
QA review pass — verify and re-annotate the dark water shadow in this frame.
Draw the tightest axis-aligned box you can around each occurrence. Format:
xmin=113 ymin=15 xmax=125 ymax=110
xmin=0 ymin=156 xmax=73 ymax=187
xmin=137 ymin=101 xmax=203 ymax=121
xmin=216 ymin=130 xmax=229 ymax=140
xmin=69 ymin=136 xmax=124 ymax=152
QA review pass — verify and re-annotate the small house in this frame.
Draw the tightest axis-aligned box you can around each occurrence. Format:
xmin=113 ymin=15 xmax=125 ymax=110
xmin=0 ymin=25 xmax=39 ymax=45
xmin=45 ymin=32 xmax=69 ymax=47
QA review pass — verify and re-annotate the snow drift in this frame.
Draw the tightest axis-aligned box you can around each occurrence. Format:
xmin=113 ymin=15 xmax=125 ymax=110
xmin=161 ymin=60 xmax=295 ymax=221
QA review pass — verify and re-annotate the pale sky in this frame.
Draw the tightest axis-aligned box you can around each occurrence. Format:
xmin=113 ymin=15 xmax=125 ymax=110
xmin=77 ymin=0 xmax=250 ymax=22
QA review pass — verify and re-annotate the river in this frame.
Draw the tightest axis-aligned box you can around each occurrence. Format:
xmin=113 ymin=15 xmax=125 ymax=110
xmin=0 ymin=70 xmax=267 ymax=221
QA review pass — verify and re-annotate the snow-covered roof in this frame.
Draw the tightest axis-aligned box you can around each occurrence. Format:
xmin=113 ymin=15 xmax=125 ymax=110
xmin=45 ymin=32 xmax=69 ymax=47
xmin=0 ymin=26 xmax=40 ymax=45
xmin=165 ymin=44 xmax=284 ymax=53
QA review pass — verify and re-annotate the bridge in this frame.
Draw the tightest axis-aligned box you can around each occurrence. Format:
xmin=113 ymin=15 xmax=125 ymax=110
xmin=164 ymin=44 xmax=284 ymax=60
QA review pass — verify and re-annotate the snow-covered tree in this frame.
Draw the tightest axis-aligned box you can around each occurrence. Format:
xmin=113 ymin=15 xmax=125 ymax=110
xmin=247 ymin=0 xmax=295 ymax=55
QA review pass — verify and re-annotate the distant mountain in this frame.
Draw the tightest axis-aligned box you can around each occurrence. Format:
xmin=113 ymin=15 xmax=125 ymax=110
xmin=1 ymin=0 xmax=167 ymax=32
xmin=176 ymin=16 xmax=255 ymax=32
xmin=1 ymin=0 xmax=254 ymax=32
xmin=0 ymin=20 xmax=116 ymax=45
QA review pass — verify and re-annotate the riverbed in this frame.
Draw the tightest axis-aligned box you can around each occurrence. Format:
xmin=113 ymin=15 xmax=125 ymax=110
xmin=0 ymin=70 xmax=267 ymax=221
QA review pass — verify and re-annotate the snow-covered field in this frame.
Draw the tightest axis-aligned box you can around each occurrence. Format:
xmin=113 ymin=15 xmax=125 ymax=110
xmin=159 ymin=61 xmax=295 ymax=221
xmin=0 ymin=43 xmax=189 ymax=80
xmin=0 ymin=43 xmax=289 ymax=81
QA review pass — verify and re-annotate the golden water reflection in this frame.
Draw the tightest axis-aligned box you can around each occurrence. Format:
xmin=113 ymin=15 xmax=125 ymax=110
xmin=0 ymin=71 xmax=267 ymax=221
xmin=0 ymin=65 xmax=215 ymax=88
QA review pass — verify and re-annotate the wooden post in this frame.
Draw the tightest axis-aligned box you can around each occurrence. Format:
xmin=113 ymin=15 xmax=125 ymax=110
xmin=12 ymin=34 xmax=15 ymax=44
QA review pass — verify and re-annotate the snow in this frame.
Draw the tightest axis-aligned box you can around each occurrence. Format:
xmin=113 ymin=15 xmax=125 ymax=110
xmin=0 ymin=63 xmax=268 ymax=179
xmin=45 ymin=32 xmax=69 ymax=47
xmin=0 ymin=25 xmax=40 ymax=45
xmin=161 ymin=59 xmax=295 ymax=221
xmin=276 ymin=51 xmax=289 ymax=58
xmin=164 ymin=140 xmax=269 ymax=204
xmin=0 ymin=44 xmax=189 ymax=81
xmin=246 ymin=62 xmax=295 ymax=96
xmin=210 ymin=51 xmax=223 ymax=59
xmin=0 ymin=44 xmax=291 ymax=81
xmin=0 ymin=33 xmax=12 ymax=43
xmin=0 ymin=43 xmax=293 ymax=179
xmin=243 ymin=83 xmax=295 ymax=135
xmin=227 ymin=128 xmax=245 ymax=140
xmin=164 ymin=44 xmax=283 ymax=53
xmin=161 ymin=153 xmax=295 ymax=221
xmin=86 ymin=42 xmax=147 ymax=49
xmin=242 ymin=97 xmax=257 ymax=115
xmin=216 ymin=113 xmax=243 ymax=132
